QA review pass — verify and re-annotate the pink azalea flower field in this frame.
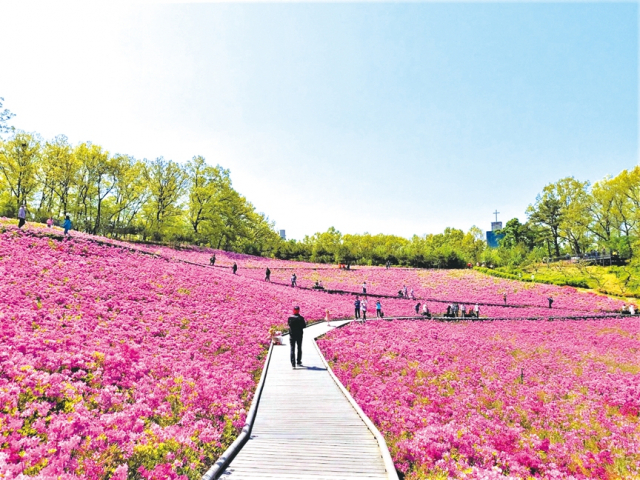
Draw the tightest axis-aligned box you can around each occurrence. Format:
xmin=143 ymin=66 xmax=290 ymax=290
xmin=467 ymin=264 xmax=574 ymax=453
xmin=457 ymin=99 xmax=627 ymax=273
xmin=0 ymin=230 xmax=365 ymax=479
xmin=1 ymin=222 xmax=636 ymax=479
xmin=318 ymin=320 xmax=640 ymax=479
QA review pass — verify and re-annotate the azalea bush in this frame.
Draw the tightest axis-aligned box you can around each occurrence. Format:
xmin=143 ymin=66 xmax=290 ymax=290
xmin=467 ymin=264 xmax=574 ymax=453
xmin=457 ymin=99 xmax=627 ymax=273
xmin=318 ymin=320 xmax=640 ymax=479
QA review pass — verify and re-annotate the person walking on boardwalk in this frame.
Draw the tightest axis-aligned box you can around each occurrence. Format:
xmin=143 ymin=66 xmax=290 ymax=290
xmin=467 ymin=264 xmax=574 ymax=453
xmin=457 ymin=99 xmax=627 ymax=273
xmin=474 ymin=303 xmax=480 ymax=318
xmin=403 ymin=285 xmax=408 ymax=298
xmin=265 ymin=267 xmax=271 ymax=282
xmin=210 ymin=254 xmax=216 ymax=266
xmin=354 ymin=296 xmax=361 ymax=319
xmin=376 ymin=300 xmax=382 ymax=318
xmin=503 ymin=293 xmax=507 ymax=305
xmin=362 ymin=281 xmax=367 ymax=294
xmin=290 ymin=273 xmax=297 ymax=288
xmin=361 ymin=298 xmax=368 ymax=322
xmin=232 ymin=262 xmax=238 ymax=275
xmin=325 ymin=308 xmax=331 ymax=327
xmin=288 ymin=306 xmax=306 ymax=369
xmin=17 ymin=203 xmax=27 ymax=229
xmin=415 ymin=302 xmax=421 ymax=315
xmin=461 ymin=304 xmax=467 ymax=317
xmin=63 ymin=215 xmax=73 ymax=236
xmin=410 ymin=288 xmax=415 ymax=300
xmin=548 ymin=296 xmax=554 ymax=309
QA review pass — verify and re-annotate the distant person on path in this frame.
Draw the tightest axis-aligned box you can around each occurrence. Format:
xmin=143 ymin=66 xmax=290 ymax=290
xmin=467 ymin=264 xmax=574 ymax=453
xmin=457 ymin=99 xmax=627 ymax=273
xmin=17 ymin=204 xmax=27 ymax=229
xmin=548 ymin=297 xmax=554 ymax=308
xmin=265 ymin=267 xmax=271 ymax=282
xmin=403 ymin=285 xmax=408 ymax=298
xmin=474 ymin=303 xmax=479 ymax=318
xmin=446 ymin=304 xmax=452 ymax=317
xmin=362 ymin=282 xmax=367 ymax=294
xmin=46 ymin=216 xmax=53 ymax=228
xmin=290 ymin=273 xmax=297 ymax=288
xmin=325 ymin=308 xmax=331 ymax=327
xmin=232 ymin=262 xmax=238 ymax=275
xmin=361 ymin=298 xmax=368 ymax=322
xmin=461 ymin=304 xmax=467 ymax=317
xmin=410 ymin=288 xmax=415 ymax=300
xmin=503 ymin=293 xmax=507 ymax=305
xmin=210 ymin=254 xmax=216 ymax=266
xmin=376 ymin=300 xmax=382 ymax=318
xmin=398 ymin=290 xmax=404 ymax=298
xmin=630 ymin=304 xmax=636 ymax=315
xmin=288 ymin=306 xmax=306 ymax=369
xmin=385 ymin=260 xmax=390 ymax=269
xmin=354 ymin=296 xmax=361 ymax=319
xmin=422 ymin=304 xmax=430 ymax=317
xmin=63 ymin=215 xmax=73 ymax=236
xmin=415 ymin=302 xmax=421 ymax=315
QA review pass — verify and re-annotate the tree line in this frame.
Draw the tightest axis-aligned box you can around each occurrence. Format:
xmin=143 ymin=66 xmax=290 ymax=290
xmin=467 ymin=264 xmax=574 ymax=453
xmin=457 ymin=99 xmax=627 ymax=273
xmin=2 ymin=127 xmax=638 ymax=270
xmin=485 ymin=169 xmax=640 ymax=268
xmin=0 ymin=132 xmax=281 ymax=255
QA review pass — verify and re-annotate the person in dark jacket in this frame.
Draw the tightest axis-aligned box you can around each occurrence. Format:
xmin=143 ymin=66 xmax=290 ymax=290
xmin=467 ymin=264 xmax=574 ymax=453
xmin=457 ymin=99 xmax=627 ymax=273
xmin=354 ymin=297 xmax=361 ymax=319
xmin=288 ymin=306 xmax=306 ymax=368
xmin=265 ymin=267 xmax=271 ymax=282
xmin=548 ymin=296 xmax=554 ymax=308
xmin=210 ymin=254 xmax=216 ymax=266
xmin=232 ymin=262 xmax=237 ymax=275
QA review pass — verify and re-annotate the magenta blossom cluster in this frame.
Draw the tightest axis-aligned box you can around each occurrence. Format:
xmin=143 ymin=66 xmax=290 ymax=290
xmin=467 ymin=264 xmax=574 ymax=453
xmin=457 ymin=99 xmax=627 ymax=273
xmin=318 ymin=320 xmax=640 ymax=479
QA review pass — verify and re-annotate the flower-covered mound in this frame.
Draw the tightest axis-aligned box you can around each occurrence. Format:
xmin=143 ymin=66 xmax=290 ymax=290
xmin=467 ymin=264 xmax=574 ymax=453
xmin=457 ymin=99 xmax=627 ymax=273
xmin=0 ymin=231 xmax=366 ymax=479
xmin=318 ymin=320 xmax=640 ymax=479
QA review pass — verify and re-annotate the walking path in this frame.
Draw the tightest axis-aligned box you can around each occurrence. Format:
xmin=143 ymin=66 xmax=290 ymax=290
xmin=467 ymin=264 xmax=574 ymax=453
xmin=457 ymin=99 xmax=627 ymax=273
xmin=221 ymin=320 xmax=395 ymax=480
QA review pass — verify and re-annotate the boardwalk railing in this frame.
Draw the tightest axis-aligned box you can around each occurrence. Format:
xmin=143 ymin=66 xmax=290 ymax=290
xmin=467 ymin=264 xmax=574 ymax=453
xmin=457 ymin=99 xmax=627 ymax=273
xmin=358 ymin=313 xmax=640 ymax=322
xmin=313 ymin=338 xmax=399 ymax=480
xmin=201 ymin=342 xmax=274 ymax=480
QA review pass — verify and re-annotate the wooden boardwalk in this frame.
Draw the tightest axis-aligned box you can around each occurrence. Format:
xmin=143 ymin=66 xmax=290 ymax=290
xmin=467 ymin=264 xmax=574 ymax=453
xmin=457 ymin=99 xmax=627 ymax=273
xmin=221 ymin=321 xmax=394 ymax=480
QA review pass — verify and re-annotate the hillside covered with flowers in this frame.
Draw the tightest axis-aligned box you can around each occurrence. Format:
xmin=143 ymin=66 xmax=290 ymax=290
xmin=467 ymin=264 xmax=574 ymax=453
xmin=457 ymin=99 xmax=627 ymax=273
xmin=319 ymin=320 xmax=640 ymax=479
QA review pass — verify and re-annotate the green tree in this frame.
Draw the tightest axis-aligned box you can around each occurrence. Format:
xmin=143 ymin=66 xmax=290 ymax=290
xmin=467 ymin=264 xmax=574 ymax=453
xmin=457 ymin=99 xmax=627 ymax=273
xmin=0 ymin=97 xmax=15 ymax=134
xmin=0 ymin=132 xmax=41 ymax=216
xmin=143 ymin=157 xmax=188 ymax=241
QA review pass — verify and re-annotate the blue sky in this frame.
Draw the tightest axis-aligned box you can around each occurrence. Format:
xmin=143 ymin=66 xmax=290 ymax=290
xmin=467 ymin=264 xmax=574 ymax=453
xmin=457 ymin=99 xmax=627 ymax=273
xmin=1 ymin=2 xmax=637 ymax=239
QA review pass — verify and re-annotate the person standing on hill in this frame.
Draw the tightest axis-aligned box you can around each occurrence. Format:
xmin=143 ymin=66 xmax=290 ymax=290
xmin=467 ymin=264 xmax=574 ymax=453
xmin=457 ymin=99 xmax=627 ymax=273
xmin=290 ymin=273 xmax=297 ymax=288
xmin=17 ymin=203 xmax=27 ymax=229
xmin=210 ymin=254 xmax=216 ymax=266
xmin=403 ymin=285 xmax=408 ymax=298
xmin=474 ymin=303 xmax=480 ymax=318
xmin=415 ymin=302 xmax=421 ymax=315
xmin=232 ymin=262 xmax=238 ymax=275
xmin=361 ymin=298 xmax=368 ymax=322
xmin=376 ymin=300 xmax=382 ymax=318
xmin=354 ymin=297 xmax=361 ymax=319
xmin=288 ymin=306 xmax=306 ymax=369
xmin=63 ymin=215 xmax=73 ymax=236
xmin=46 ymin=216 xmax=54 ymax=228
xmin=461 ymin=304 xmax=467 ymax=317
xmin=362 ymin=282 xmax=367 ymax=294
xmin=503 ymin=293 xmax=507 ymax=305
xmin=265 ymin=267 xmax=271 ymax=282
xmin=548 ymin=297 xmax=554 ymax=309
